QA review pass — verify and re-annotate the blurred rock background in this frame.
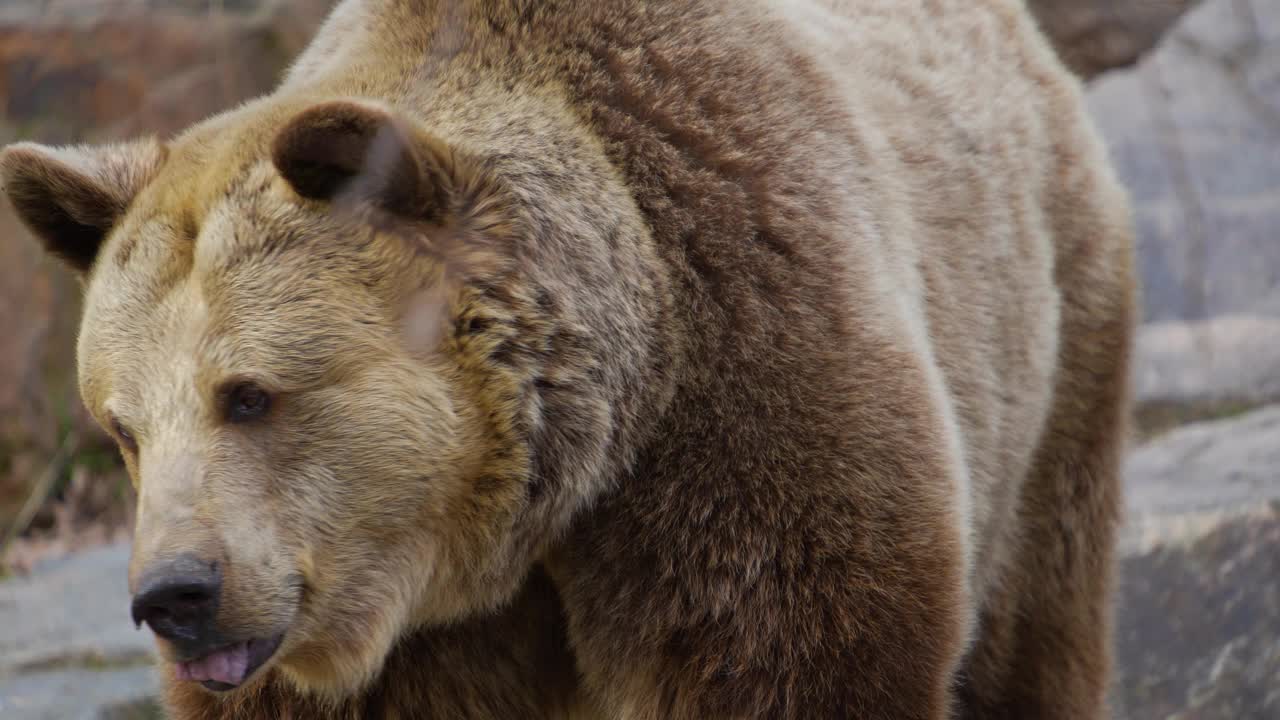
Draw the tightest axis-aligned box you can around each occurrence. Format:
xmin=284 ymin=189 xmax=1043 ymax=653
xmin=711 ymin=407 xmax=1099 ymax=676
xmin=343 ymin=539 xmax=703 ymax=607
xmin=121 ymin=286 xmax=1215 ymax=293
xmin=0 ymin=0 xmax=1276 ymax=718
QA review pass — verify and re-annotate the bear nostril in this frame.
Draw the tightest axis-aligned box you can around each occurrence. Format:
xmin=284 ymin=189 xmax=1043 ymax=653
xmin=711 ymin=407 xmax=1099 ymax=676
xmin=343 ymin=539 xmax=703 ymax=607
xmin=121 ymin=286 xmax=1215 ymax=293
xmin=132 ymin=578 xmax=220 ymax=637
xmin=130 ymin=556 xmax=222 ymax=642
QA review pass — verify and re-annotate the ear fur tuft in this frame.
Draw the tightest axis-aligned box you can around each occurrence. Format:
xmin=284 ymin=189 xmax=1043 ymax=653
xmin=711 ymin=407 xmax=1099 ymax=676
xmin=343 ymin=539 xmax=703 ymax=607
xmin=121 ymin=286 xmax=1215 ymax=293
xmin=272 ymin=100 xmax=453 ymax=219
xmin=0 ymin=139 xmax=165 ymax=274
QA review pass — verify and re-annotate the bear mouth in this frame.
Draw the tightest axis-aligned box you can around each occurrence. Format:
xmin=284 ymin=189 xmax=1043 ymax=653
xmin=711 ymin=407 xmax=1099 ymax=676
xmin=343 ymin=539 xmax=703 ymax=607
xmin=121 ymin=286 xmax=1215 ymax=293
xmin=173 ymin=634 xmax=285 ymax=692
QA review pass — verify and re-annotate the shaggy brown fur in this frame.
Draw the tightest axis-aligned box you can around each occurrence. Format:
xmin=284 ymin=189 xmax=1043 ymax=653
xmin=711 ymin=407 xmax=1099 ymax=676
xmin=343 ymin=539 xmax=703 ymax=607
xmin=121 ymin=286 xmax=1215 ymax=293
xmin=1 ymin=0 xmax=1135 ymax=717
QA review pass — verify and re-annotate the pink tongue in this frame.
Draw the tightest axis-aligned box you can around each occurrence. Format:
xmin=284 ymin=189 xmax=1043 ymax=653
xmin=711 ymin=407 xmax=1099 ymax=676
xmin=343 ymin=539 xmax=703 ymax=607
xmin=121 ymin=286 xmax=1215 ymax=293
xmin=174 ymin=642 xmax=250 ymax=685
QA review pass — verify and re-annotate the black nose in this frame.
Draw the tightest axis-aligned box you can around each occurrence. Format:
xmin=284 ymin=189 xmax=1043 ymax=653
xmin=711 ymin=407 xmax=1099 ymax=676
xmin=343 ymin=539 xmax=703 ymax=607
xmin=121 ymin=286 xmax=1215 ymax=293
xmin=131 ymin=555 xmax=223 ymax=650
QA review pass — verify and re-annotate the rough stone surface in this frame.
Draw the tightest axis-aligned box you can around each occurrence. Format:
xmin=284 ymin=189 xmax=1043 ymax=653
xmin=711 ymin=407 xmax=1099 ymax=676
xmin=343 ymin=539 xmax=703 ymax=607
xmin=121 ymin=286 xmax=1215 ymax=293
xmin=1134 ymin=314 xmax=1280 ymax=414
xmin=1089 ymin=0 xmax=1280 ymax=325
xmin=0 ymin=0 xmax=335 ymax=146
xmin=1115 ymin=509 xmax=1280 ymax=720
xmin=0 ymin=543 xmax=158 ymax=720
xmin=1115 ymin=404 xmax=1280 ymax=719
xmin=1 ymin=669 xmax=159 ymax=720
xmin=1123 ymin=404 xmax=1280 ymax=553
xmin=1085 ymin=0 xmax=1280 ymax=413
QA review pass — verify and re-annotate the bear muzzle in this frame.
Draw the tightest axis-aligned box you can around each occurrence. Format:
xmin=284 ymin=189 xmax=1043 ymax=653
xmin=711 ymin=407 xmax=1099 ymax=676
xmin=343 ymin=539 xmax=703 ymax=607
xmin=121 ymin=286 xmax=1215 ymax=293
xmin=131 ymin=553 xmax=286 ymax=692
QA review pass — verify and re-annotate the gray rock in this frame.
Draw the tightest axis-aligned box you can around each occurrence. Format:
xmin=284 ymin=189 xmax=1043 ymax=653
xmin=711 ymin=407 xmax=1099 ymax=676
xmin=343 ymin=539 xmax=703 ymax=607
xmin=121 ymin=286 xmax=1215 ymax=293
xmin=1133 ymin=314 xmax=1280 ymax=422
xmin=1117 ymin=404 xmax=1280 ymax=719
xmin=0 ymin=668 xmax=159 ymax=720
xmin=1087 ymin=0 xmax=1280 ymax=412
xmin=1123 ymin=403 xmax=1280 ymax=552
xmin=1088 ymin=0 xmax=1280 ymax=326
xmin=0 ymin=543 xmax=159 ymax=720
xmin=0 ymin=543 xmax=153 ymax=674
xmin=1115 ymin=509 xmax=1280 ymax=720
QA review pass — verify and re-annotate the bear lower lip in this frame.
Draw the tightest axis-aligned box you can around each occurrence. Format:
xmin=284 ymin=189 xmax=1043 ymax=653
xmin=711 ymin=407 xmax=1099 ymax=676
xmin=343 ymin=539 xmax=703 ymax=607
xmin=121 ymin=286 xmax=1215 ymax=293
xmin=175 ymin=634 xmax=284 ymax=691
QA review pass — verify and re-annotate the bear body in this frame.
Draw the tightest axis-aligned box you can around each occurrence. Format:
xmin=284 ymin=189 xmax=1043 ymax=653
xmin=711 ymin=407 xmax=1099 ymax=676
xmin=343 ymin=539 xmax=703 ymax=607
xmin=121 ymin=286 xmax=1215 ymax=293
xmin=1 ymin=0 xmax=1134 ymax=717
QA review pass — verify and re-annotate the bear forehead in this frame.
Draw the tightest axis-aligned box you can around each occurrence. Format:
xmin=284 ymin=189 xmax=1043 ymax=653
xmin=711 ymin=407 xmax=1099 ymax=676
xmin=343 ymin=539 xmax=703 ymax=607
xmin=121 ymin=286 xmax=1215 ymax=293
xmin=77 ymin=146 xmax=367 ymax=411
xmin=79 ymin=205 xmax=377 ymax=419
xmin=98 ymin=142 xmax=261 ymax=284
xmin=95 ymin=111 xmax=360 ymax=304
xmin=112 ymin=93 xmax=375 ymax=259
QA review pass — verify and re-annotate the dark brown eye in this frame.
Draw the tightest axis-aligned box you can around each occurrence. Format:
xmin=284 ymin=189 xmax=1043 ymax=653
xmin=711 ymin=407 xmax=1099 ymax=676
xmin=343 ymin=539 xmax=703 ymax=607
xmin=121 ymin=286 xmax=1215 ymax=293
xmin=226 ymin=382 xmax=271 ymax=423
xmin=111 ymin=417 xmax=138 ymax=453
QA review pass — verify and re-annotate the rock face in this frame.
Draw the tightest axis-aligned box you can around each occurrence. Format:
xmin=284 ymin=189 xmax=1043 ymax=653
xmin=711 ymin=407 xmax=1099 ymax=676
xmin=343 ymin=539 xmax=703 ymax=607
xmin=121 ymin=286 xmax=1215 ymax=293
xmin=1133 ymin=315 xmax=1280 ymax=435
xmin=1116 ymin=404 xmax=1280 ymax=719
xmin=1115 ymin=509 xmax=1280 ymax=720
xmin=1090 ymin=0 xmax=1280 ymax=325
xmin=0 ymin=543 xmax=158 ymax=720
xmin=0 ymin=0 xmax=334 ymax=145
xmin=1084 ymin=0 xmax=1280 ymax=415
xmin=1123 ymin=404 xmax=1280 ymax=554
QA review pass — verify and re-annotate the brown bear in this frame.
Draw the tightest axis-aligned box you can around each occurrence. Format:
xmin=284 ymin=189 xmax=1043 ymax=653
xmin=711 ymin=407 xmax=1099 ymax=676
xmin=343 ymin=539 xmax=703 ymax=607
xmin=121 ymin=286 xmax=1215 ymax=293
xmin=0 ymin=0 xmax=1135 ymax=717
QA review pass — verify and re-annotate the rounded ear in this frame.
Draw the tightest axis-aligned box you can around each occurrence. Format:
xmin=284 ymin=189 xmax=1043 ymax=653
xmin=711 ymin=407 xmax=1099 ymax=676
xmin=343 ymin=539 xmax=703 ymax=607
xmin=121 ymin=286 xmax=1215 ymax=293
xmin=0 ymin=139 xmax=165 ymax=274
xmin=271 ymin=100 xmax=456 ymax=220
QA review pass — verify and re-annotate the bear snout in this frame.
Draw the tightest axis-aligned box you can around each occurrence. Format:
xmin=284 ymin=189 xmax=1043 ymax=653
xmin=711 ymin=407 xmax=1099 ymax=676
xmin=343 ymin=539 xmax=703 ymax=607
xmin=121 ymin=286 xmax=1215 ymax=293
xmin=131 ymin=552 xmax=291 ymax=692
xmin=131 ymin=553 xmax=224 ymax=657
